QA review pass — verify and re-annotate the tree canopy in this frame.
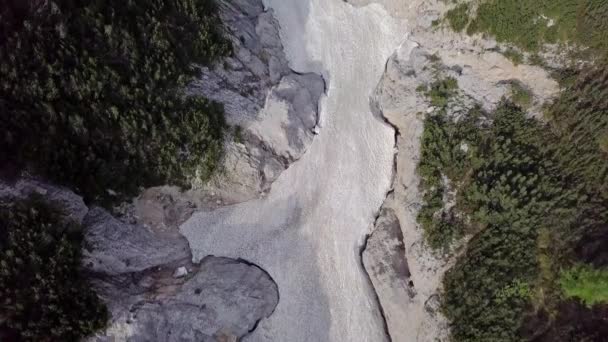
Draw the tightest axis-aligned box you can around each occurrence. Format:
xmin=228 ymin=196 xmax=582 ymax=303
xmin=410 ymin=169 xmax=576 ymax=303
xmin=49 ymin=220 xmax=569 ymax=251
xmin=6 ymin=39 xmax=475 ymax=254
xmin=0 ymin=0 xmax=231 ymax=204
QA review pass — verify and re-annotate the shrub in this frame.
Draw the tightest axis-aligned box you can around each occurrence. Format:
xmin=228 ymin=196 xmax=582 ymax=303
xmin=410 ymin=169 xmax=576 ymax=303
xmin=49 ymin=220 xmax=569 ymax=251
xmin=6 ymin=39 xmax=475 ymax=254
xmin=510 ymin=82 xmax=533 ymax=110
xmin=0 ymin=196 xmax=108 ymax=341
xmin=502 ymin=47 xmax=524 ymax=65
xmin=417 ymin=105 xmax=483 ymax=251
xmin=425 ymin=77 xmax=459 ymax=110
xmin=445 ymin=3 xmax=471 ymax=32
xmin=560 ymin=264 xmax=608 ymax=307
xmin=0 ymin=0 xmax=231 ymax=204
xmin=442 ymin=104 xmax=556 ymax=341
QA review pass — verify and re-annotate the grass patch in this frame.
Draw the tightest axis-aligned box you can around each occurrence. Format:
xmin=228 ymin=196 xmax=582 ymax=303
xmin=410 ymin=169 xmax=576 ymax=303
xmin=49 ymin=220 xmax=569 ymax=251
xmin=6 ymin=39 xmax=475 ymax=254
xmin=423 ymin=77 xmax=459 ymax=110
xmin=560 ymin=264 xmax=608 ymax=307
xmin=234 ymin=125 xmax=245 ymax=144
xmin=502 ymin=47 xmax=524 ymax=65
xmin=510 ymin=82 xmax=533 ymax=109
xmin=0 ymin=0 xmax=231 ymax=205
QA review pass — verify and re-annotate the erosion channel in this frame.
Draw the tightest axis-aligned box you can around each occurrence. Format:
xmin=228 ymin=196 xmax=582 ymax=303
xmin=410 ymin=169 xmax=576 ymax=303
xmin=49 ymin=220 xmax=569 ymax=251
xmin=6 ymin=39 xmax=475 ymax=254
xmin=180 ymin=0 xmax=411 ymax=341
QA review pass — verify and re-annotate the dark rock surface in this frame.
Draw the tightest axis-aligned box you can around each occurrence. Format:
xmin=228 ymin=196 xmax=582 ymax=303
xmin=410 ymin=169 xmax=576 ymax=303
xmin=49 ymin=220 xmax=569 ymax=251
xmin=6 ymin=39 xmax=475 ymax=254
xmin=0 ymin=179 xmax=279 ymax=341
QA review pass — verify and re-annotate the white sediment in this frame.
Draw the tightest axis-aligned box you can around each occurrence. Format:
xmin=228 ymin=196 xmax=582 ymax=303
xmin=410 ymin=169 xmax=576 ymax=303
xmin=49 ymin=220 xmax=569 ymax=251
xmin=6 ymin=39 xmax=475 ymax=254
xmin=181 ymin=1 xmax=409 ymax=341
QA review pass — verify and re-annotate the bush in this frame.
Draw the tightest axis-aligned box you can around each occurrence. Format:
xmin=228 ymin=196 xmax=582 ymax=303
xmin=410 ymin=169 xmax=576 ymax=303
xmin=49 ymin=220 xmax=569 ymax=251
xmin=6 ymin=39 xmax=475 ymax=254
xmin=417 ymin=108 xmax=481 ymax=251
xmin=445 ymin=3 xmax=471 ymax=32
xmin=502 ymin=47 xmax=524 ymax=66
xmin=510 ymin=82 xmax=533 ymax=109
xmin=0 ymin=0 xmax=231 ymax=204
xmin=560 ymin=264 xmax=608 ymax=307
xmin=0 ymin=196 xmax=108 ymax=341
xmin=442 ymin=104 xmax=557 ymax=341
xmin=424 ymin=77 xmax=459 ymax=110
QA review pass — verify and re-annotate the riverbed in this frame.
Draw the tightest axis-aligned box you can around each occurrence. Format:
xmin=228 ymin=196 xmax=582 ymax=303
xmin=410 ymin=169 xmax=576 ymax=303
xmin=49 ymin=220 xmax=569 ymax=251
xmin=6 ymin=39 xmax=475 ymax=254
xmin=181 ymin=1 xmax=408 ymax=340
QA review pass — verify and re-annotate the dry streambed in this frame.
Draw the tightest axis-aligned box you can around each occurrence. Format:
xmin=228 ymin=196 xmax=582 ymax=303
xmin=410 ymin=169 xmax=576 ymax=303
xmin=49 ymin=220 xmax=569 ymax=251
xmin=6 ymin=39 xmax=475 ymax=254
xmin=181 ymin=0 xmax=409 ymax=341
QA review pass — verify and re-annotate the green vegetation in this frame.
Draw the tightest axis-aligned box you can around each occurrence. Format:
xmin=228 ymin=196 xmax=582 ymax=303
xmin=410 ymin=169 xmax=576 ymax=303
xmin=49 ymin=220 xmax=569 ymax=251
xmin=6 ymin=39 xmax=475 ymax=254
xmin=417 ymin=64 xmax=608 ymax=340
xmin=560 ymin=265 xmax=608 ymax=307
xmin=416 ymin=77 xmax=479 ymax=251
xmin=510 ymin=82 xmax=533 ymax=109
xmin=502 ymin=47 xmax=524 ymax=66
xmin=457 ymin=0 xmax=608 ymax=54
xmin=429 ymin=3 xmax=608 ymax=340
xmin=420 ymin=77 xmax=459 ymax=110
xmin=445 ymin=3 xmax=470 ymax=32
xmin=0 ymin=1 xmax=232 ymax=340
xmin=0 ymin=0 xmax=231 ymax=204
xmin=442 ymin=103 xmax=568 ymax=341
xmin=0 ymin=196 xmax=108 ymax=341
xmin=545 ymin=66 xmax=608 ymax=199
xmin=417 ymin=106 xmax=482 ymax=251
xmin=234 ymin=125 xmax=244 ymax=144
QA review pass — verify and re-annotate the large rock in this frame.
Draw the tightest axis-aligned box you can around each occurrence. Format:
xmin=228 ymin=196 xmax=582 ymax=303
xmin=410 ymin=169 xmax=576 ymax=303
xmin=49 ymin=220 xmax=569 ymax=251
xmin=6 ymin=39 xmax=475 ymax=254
xmin=82 ymin=208 xmax=191 ymax=275
xmin=188 ymin=0 xmax=325 ymax=202
xmin=92 ymin=256 xmax=279 ymax=342
xmin=0 ymin=179 xmax=89 ymax=224
xmin=362 ymin=206 xmax=416 ymax=342
xmin=83 ymin=208 xmax=279 ymax=342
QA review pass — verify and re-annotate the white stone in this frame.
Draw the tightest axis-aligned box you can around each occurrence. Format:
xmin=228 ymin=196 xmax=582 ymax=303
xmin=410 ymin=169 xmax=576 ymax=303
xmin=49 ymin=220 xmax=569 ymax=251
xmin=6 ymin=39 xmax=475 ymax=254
xmin=173 ymin=266 xmax=188 ymax=278
xmin=460 ymin=142 xmax=469 ymax=153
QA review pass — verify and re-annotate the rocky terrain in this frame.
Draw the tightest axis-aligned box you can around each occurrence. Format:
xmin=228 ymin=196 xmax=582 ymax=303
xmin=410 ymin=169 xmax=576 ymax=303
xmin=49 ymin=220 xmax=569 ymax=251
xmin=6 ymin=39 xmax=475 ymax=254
xmin=350 ymin=0 xmax=559 ymax=340
xmin=191 ymin=0 xmax=326 ymax=200
xmin=113 ymin=0 xmax=560 ymax=340
xmin=133 ymin=0 xmax=325 ymax=232
xmin=3 ymin=1 xmax=322 ymax=340
xmin=1 ymin=0 xmax=574 ymax=341
xmin=181 ymin=0 xmax=409 ymax=341
xmin=0 ymin=179 xmax=279 ymax=342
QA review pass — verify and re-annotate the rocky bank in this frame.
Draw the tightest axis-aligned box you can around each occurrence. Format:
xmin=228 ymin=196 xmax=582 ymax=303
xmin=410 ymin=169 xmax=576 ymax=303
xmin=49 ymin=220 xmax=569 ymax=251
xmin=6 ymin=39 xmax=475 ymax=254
xmin=357 ymin=0 xmax=559 ymax=340
xmin=0 ymin=179 xmax=279 ymax=341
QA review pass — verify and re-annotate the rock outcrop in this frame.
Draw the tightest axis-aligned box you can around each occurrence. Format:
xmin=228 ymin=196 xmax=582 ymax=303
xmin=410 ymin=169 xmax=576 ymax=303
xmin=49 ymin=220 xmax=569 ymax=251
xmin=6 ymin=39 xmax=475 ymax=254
xmin=189 ymin=0 xmax=325 ymax=202
xmin=362 ymin=204 xmax=416 ymax=342
xmin=132 ymin=0 xmax=326 ymax=234
xmin=0 ymin=179 xmax=279 ymax=341
xmin=364 ymin=45 xmax=454 ymax=342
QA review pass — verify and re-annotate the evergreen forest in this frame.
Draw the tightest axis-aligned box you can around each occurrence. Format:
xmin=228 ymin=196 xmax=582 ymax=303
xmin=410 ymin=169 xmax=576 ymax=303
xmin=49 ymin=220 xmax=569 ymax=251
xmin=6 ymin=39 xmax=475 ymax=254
xmin=0 ymin=0 xmax=229 ymax=340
